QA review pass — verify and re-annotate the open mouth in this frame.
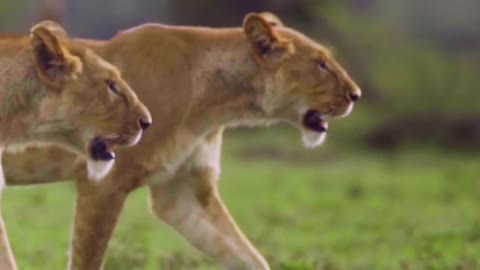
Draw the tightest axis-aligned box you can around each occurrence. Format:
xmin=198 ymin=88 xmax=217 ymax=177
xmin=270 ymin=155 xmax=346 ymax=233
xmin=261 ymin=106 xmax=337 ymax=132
xmin=89 ymin=137 xmax=116 ymax=161
xmin=302 ymin=109 xmax=328 ymax=133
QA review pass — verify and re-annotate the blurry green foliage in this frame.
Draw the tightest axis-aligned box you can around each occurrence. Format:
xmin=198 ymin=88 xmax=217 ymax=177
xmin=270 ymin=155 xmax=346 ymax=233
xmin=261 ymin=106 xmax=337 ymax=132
xmin=320 ymin=3 xmax=479 ymax=117
xmin=0 ymin=1 xmax=37 ymax=32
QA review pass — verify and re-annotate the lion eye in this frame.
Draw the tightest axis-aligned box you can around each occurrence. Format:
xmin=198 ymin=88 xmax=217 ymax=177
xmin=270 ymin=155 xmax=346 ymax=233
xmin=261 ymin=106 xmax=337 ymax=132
xmin=317 ymin=61 xmax=328 ymax=72
xmin=105 ymin=79 xmax=119 ymax=94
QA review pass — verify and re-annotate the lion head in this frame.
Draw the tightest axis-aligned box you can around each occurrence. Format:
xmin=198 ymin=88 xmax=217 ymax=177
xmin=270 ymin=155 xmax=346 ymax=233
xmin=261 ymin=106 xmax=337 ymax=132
xmin=27 ymin=21 xmax=152 ymax=179
xmin=243 ymin=13 xmax=361 ymax=148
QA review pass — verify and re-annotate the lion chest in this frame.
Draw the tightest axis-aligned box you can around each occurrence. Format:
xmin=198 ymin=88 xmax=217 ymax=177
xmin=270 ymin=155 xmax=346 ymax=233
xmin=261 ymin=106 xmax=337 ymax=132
xmin=145 ymin=133 xmax=222 ymax=185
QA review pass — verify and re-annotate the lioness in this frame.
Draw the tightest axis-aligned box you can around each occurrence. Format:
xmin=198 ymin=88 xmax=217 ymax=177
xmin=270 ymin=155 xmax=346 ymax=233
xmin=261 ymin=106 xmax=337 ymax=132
xmin=0 ymin=21 xmax=152 ymax=180
xmin=3 ymin=13 xmax=360 ymax=269
xmin=0 ymin=21 xmax=151 ymax=269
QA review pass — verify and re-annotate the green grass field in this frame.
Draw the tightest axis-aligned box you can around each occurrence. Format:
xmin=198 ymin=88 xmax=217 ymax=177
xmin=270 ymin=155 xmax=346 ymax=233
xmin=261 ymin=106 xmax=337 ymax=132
xmin=3 ymin=129 xmax=480 ymax=270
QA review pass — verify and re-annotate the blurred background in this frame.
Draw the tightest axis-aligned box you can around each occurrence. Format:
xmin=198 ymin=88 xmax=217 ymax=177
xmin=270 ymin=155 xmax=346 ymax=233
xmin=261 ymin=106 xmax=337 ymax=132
xmin=1 ymin=1 xmax=479 ymax=269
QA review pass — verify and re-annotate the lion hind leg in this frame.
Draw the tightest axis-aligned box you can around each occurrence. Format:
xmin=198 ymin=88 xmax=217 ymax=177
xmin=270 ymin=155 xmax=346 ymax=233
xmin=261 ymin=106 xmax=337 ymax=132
xmin=148 ymin=171 xmax=270 ymax=270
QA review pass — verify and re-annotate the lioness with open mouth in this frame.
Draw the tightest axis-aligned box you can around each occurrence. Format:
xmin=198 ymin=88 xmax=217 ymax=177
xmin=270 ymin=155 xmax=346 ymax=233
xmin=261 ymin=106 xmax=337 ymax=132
xmin=3 ymin=13 xmax=359 ymax=270
xmin=0 ymin=21 xmax=151 ymax=181
xmin=0 ymin=21 xmax=151 ymax=269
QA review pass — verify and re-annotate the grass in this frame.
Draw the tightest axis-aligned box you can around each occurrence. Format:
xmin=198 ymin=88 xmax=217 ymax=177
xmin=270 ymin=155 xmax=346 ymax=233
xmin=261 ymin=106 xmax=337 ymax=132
xmin=2 ymin=128 xmax=480 ymax=270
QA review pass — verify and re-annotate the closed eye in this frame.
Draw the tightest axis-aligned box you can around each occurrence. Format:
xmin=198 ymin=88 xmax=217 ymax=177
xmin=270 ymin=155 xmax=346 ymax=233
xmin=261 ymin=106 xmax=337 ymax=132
xmin=105 ymin=79 xmax=120 ymax=95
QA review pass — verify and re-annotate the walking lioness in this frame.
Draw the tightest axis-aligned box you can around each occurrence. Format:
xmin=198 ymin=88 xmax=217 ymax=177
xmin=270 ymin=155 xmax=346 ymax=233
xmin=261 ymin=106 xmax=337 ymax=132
xmin=0 ymin=21 xmax=152 ymax=181
xmin=0 ymin=21 xmax=151 ymax=269
xmin=3 ymin=13 xmax=360 ymax=269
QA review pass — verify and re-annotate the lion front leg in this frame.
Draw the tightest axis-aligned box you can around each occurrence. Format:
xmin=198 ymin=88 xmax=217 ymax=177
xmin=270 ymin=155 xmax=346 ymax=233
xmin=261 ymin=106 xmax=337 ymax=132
xmin=68 ymin=172 xmax=128 ymax=270
xmin=148 ymin=166 xmax=270 ymax=270
xmin=0 ymin=152 xmax=17 ymax=270
xmin=0 ymin=207 xmax=17 ymax=270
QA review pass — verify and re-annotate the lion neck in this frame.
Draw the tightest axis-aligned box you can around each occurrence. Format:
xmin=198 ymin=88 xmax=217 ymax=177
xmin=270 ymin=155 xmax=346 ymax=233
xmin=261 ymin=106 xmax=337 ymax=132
xmin=183 ymin=30 xmax=277 ymax=134
xmin=0 ymin=43 xmax=50 ymax=144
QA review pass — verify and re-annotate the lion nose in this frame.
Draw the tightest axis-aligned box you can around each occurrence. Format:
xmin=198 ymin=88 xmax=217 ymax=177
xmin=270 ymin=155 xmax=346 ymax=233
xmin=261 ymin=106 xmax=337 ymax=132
xmin=138 ymin=118 xmax=151 ymax=131
xmin=348 ymin=87 xmax=361 ymax=102
xmin=349 ymin=92 xmax=361 ymax=102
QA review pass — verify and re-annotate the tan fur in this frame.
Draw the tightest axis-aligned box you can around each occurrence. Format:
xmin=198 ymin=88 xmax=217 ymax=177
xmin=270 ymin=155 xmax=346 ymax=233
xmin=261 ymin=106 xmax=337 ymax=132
xmin=2 ymin=14 xmax=360 ymax=269
xmin=0 ymin=21 xmax=151 ymax=161
xmin=0 ymin=21 xmax=151 ymax=270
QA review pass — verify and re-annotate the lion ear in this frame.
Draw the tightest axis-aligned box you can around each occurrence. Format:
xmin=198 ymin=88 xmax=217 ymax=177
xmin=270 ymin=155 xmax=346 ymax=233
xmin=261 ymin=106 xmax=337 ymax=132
xmin=30 ymin=22 xmax=83 ymax=89
xmin=243 ymin=13 xmax=294 ymax=66
xmin=32 ymin=20 xmax=70 ymax=39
